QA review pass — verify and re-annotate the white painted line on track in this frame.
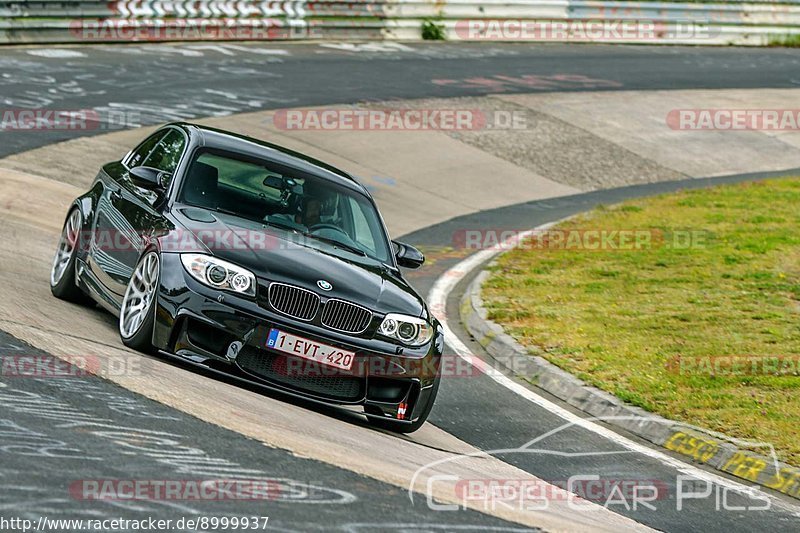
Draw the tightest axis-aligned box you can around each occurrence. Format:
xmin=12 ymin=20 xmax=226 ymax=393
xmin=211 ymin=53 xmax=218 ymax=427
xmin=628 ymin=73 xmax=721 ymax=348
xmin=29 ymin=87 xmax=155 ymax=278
xmin=428 ymin=224 xmax=800 ymax=516
xmin=26 ymin=49 xmax=86 ymax=58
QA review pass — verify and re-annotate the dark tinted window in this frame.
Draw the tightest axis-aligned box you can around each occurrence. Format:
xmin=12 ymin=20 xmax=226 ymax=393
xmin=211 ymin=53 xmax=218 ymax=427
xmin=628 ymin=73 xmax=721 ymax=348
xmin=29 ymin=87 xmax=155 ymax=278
xmin=143 ymin=129 xmax=186 ymax=175
xmin=180 ymin=150 xmax=392 ymax=263
xmin=127 ymin=131 xmax=166 ymax=168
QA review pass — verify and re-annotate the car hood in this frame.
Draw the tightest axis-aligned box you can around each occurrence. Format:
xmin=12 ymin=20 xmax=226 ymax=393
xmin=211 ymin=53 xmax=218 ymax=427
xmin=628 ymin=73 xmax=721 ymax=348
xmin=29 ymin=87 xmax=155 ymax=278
xmin=170 ymin=207 xmax=425 ymax=317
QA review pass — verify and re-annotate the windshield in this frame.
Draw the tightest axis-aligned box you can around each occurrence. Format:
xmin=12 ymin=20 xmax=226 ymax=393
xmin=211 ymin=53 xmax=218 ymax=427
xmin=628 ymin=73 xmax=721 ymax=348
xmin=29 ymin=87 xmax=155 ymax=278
xmin=179 ymin=149 xmax=392 ymax=263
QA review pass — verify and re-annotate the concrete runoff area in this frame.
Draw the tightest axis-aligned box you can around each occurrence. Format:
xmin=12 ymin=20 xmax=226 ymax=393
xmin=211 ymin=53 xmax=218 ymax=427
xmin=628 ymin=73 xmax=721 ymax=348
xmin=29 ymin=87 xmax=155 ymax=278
xmin=5 ymin=89 xmax=800 ymax=235
xmin=495 ymin=89 xmax=800 ymax=179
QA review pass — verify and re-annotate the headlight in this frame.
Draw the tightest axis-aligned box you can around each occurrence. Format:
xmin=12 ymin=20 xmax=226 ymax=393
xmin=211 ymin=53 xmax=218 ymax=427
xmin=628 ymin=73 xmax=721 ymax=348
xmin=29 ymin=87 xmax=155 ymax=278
xmin=378 ymin=313 xmax=433 ymax=347
xmin=180 ymin=253 xmax=256 ymax=297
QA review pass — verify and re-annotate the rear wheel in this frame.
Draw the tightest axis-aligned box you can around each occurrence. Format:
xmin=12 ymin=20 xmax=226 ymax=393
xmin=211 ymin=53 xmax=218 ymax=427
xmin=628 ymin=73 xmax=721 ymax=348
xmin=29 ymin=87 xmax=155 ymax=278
xmin=119 ymin=251 xmax=160 ymax=353
xmin=50 ymin=208 xmax=91 ymax=304
xmin=366 ymin=376 xmax=440 ymax=434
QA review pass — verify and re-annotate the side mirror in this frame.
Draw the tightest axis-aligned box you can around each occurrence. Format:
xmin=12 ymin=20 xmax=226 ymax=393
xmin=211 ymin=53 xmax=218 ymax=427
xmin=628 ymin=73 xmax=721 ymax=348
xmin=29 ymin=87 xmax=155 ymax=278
xmin=393 ymin=241 xmax=425 ymax=269
xmin=130 ymin=166 xmax=169 ymax=191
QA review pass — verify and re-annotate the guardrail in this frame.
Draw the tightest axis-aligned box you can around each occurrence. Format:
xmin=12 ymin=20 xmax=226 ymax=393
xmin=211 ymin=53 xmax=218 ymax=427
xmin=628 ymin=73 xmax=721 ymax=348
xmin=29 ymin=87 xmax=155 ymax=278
xmin=1 ymin=0 xmax=800 ymax=45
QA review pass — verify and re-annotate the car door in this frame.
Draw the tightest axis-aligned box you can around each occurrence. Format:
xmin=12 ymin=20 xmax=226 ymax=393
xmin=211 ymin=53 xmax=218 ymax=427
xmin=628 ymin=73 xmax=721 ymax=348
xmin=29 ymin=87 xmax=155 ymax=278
xmin=89 ymin=128 xmax=186 ymax=301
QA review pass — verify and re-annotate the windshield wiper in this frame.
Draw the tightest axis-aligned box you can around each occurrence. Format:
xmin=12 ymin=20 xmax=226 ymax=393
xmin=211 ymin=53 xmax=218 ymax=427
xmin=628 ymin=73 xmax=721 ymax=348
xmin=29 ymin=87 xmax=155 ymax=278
xmin=213 ymin=206 xmax=263 ymax=223
xmin=213 ymin=207 xmax=243 ymax=217
xmin=262 ymin=219 xmax=302 ymax=234
xmin=305 ymin=234 xmax=367 ymax=257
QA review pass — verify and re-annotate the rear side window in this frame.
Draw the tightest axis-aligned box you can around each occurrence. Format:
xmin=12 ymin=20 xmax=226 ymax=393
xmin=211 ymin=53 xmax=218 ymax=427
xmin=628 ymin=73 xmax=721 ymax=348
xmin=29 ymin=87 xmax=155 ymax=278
xmin=127 ymin=131 xmax=166 ymax=168
xmin=143 ymin=129 xmax=186 ymax=175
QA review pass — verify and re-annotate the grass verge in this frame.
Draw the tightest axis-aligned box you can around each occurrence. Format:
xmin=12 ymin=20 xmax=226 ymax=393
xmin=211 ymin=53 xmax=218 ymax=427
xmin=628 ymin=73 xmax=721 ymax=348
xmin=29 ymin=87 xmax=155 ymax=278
xmin=482 ymin=178 xmax=800 ymax=465
xmin=768 ymin=34 xmax=800 ymax=48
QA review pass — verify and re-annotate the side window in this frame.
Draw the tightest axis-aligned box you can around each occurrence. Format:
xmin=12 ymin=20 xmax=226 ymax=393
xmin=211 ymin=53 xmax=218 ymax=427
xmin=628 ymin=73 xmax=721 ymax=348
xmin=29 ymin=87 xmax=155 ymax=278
xmin=143 ymin=129 xmax=186 ymax=176
xmin=127 ymin=131 xmax=167 ymax=169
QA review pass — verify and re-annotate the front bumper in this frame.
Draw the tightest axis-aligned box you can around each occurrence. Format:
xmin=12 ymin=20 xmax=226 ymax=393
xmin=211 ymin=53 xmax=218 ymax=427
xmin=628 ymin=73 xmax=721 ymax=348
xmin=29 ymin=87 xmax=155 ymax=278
xmin=153 ymin=253 xmax=442 ymax=424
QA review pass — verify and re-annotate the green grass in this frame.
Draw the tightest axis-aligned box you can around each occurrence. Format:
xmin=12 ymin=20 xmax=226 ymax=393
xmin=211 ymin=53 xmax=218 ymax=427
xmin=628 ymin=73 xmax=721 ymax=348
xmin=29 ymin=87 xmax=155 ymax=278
xmin=482 ymin=178 xmax=800 ymax=465
xmin=768 ymin=34 xmax=800 ymax=48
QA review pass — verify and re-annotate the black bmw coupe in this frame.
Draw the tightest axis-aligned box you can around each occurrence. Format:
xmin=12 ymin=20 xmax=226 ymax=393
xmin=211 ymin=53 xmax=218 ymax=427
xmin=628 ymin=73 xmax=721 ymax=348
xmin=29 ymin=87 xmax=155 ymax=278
xmin=50 ymin=123 xmax=443 ymax=432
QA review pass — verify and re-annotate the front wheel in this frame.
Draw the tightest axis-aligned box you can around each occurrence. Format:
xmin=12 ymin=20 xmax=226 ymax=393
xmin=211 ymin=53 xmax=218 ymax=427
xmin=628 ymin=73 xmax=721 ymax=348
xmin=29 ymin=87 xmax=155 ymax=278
xmin=119 ymin=251 xmax=160 ymax=353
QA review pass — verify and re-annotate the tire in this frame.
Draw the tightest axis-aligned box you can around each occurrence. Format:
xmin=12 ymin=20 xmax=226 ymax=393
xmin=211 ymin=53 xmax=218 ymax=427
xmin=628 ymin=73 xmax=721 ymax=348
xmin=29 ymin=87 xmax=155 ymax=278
xmin=366 ymin=375 xmax=440 ymax=434
xmin=50 ymin=208 xmax=92 ymax=304
xmin=119 ymin=251 xmax=160 ymax=353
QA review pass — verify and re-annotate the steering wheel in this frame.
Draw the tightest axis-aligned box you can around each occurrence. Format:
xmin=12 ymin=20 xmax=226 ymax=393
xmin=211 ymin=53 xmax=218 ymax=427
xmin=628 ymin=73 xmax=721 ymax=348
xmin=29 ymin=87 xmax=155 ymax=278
xmin=308 ymin=223 xmax=346 ymax=235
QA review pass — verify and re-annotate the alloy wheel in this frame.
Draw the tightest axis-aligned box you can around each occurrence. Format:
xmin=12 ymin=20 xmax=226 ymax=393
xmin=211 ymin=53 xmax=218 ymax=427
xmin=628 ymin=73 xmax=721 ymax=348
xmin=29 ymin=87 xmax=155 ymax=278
xmin=50 ymin=209 xmax=81 ymax=287
xmin=119 ymin=252 xmax=159 ymax=339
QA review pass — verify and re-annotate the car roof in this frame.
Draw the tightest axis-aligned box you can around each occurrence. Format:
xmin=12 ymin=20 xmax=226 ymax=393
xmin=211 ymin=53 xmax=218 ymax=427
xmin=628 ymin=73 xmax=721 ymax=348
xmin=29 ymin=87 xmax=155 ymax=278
xmin=169 ymin=122 xmax=370 ymax=196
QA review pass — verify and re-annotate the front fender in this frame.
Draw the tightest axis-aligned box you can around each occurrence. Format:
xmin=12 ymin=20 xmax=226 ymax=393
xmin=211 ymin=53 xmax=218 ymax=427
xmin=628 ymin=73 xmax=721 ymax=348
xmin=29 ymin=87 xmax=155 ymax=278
xmin=69 ymin=179 xmax=104 ymax=261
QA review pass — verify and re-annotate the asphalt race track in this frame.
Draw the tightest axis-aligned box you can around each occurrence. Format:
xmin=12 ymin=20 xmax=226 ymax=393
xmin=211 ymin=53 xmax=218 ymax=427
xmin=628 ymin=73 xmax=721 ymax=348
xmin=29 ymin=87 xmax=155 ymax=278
xmin=0 ymin=332 xmax=529 ymax=532
xmin=2 ymin=42 xmax=800 ymax=532
xmin=3 ymin=42 xmax=800 ymax=156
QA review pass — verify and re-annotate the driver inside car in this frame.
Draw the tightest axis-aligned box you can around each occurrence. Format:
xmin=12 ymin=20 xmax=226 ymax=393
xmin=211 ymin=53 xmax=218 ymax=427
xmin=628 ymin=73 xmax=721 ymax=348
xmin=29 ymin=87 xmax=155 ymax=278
xmin=296 ymin=197 xmax=322 ymax=228
xmin=266 ymin=191 xmax=326 ymax=233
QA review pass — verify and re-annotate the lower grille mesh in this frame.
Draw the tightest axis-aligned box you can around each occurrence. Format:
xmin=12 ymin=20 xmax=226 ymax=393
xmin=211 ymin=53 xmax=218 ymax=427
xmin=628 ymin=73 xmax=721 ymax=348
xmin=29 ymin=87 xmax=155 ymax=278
xmin=237 ymin=348 xmax=364 ymax=401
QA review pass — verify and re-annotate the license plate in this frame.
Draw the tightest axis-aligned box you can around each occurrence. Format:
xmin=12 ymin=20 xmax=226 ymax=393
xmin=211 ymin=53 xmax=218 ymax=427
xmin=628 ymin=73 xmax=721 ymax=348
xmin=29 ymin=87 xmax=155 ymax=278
xmin=266 ymin=328 xmax=355 ymax=370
